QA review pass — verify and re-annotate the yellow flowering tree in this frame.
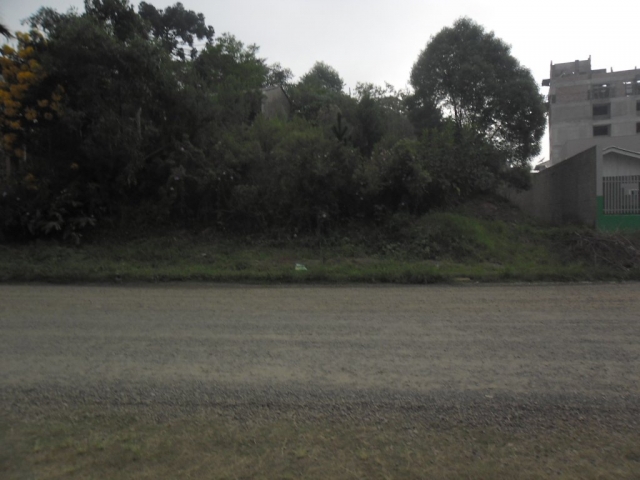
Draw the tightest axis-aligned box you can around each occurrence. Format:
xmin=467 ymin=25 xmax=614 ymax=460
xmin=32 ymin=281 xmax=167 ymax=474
xmin=0 ymin=31 xmax=64 ymax=177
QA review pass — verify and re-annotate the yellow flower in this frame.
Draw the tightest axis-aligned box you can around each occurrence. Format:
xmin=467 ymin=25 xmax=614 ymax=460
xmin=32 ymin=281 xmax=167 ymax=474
xmin=25 ymin=108 xmax=38 ymax=121
xmin=70 ymin=163 xmax=79 ymax=170
xmin=17 ymin=71 xmax=35 ymax=83
xmin=37 ymin=99 xmax=49 ymax=108
xmin=3 ymin=133 xmax=17 ymax=147
xmin=6 ymin=98 xmax=21 ymax=108
xmin=50 ymin=103 xmax=63 ymax=114
xmin=14 ymin=148 xmax=24 ymax=158
xmin=1 ymin=45 xmax=16 ymax=56
xmin=24 ymin=173 xmax=36 ymax=183
xmin=9 ymin=120 xmax=22 ymax=130
xmin=9 ymin=84 xmax=28 ymax=99
xmin=18 ymin=46 xmax=35 ymax=59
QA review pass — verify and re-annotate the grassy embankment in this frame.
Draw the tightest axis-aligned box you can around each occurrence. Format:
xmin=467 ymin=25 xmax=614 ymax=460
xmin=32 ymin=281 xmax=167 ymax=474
xmin=1 ymin=198 xmax=639 ymax=283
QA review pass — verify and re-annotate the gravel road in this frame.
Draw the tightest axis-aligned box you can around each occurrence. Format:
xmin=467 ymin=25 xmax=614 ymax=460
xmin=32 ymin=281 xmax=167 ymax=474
xmin=2 ymin=283 xmax=640 ymax=426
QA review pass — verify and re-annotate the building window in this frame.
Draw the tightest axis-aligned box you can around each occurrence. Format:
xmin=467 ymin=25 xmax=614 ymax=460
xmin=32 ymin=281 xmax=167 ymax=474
xmin=592 ymin=103 xmax=610 ymax=118
xmin=637 ymin=122 xmax=640 ymax=134
xmin=624 ymin=82 xmax=634 ymax=96
xmin=593 ymin=125 xmax=610 ymax=136
xmin=624 ymin=80 xmax=640 ymax=96
xmin=591 ymin=84 xmax=610 ymax=99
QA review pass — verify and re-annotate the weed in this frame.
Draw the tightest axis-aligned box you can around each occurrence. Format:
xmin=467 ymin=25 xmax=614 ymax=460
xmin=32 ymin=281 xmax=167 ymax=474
xmin=2 ymin=408 xmax=640 ymax=480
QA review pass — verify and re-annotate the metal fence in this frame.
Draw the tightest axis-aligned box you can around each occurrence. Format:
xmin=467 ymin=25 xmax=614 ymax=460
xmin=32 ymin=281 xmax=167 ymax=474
xmin=603 ymin=175 xmax=640 ymax=215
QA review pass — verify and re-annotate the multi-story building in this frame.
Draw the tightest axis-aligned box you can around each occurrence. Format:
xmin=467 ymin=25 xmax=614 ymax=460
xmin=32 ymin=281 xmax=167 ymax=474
xmin=543 ymin=57 xmax=640 ymax=165
xmin=509 ymin=58 xmax=640 ymax=231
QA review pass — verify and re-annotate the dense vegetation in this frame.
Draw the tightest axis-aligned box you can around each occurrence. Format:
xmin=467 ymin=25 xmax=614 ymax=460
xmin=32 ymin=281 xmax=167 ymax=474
xmin=0 ymin=2 xmax=546 ymax=243
xmin=2 ymin=195 xmax=640 ymax=283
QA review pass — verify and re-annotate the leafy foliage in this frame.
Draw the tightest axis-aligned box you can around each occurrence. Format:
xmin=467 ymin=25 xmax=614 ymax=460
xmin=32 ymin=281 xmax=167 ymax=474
xmin=0 ymin=9 xmax=541 ymax=243
xmin=265 ymin=62 xmax=293 ymax=88
xmin=299 ymin=61 xmax=344 ymax=93
xmin=290 ymin=61 xmax=351 ymax=124
xmin=0 ymin=23 xmax=12 ymax=39
xmin=139 ymin=1 xmax=214 ymax=59
xmin=363 ymin=139 xmax=432 ymax=215
xmin=0 ymin=32 xmax=64 ymax=166
xmin=409 ymin=18 xmax=546 ymax=168
xmin=353 ymin=83 xmax=414 ymax=156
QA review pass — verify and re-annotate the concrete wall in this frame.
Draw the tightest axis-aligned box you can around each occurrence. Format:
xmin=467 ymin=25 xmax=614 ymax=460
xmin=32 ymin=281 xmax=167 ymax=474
xmin=550 ymin=59 xmax=592 ymax=78
xmin=509 ymin=146 xmax=599 ymax=226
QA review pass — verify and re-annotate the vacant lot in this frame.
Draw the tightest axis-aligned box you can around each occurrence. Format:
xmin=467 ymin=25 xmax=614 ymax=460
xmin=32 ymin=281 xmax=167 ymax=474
xmin=2 ymin=283 xmax=640 ymax=478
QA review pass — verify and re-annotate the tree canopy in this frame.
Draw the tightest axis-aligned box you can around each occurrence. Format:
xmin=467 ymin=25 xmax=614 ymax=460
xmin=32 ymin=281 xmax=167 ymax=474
xmin=1 ymin=8 xmax=540 ymax=242
xmin=138 ymin=1 xmax=214 ymax=59
xmin=409 ymin=18 xmax=546 ymax=167
xmin=299 ymin=61 xmax=344 ymax=93
xmin=290 ymin=61 xmax=350 ymax=125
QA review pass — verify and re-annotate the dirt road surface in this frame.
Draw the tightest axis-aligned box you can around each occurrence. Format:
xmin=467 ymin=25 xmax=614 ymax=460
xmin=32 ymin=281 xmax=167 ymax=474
xmin=2 ymin=283 xmax=640 ymax=426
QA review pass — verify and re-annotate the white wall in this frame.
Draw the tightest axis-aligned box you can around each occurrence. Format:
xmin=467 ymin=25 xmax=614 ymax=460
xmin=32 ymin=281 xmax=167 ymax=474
xmin=603 ymin=152 xmax=640 ymax=177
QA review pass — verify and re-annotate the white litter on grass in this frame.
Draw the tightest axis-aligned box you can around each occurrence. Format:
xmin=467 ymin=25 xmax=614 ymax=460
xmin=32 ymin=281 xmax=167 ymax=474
xmin=295 ymin=263 xmax=308 ymax=271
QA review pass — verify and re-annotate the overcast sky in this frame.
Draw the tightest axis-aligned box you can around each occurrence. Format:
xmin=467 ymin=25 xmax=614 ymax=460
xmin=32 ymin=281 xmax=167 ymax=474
xmin=2 ymin=0 xmax=638 ymax=161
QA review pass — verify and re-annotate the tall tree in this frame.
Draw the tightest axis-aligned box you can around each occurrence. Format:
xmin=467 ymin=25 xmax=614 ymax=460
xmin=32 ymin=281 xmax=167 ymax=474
xmin=194 ymin=34 xmax=268 ymax=125
xmin=264 ymin=62 xmax=293 ymax=88
xmin=298 ymin=61 xmax=344 ymax=93
xmin=21 ymin=1 xmax=215 ymax=216
xmin=83 ymin=0 xmax=147 ymax=41
xmin=409 ymin=18 xmax=546 ymax=167
xmin=291 ymin=61 xmax=351 ymax=125
xmin=138 ymin=1 xmax=214 ymax=60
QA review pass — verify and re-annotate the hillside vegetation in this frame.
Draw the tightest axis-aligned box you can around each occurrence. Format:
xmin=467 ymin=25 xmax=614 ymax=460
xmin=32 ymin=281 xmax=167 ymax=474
xmin=2 ymin=4 xmax=544 ymax=244
xmin=1 ymin=196 xmax=639 ymax=283
xmin=1 ymin=3 xmax=636 ymax=283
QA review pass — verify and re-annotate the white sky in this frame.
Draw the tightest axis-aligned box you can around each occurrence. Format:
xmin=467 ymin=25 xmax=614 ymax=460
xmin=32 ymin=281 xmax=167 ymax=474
xmin=2 ymin=0 xmax=639 ymax=162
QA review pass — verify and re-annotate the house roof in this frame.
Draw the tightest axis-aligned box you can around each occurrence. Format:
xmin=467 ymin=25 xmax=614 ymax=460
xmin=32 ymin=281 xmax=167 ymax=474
xmin=603 ymin=146 xmax=640 ymax=160
xmin=261 ymin=84 xmax=291 ymax=105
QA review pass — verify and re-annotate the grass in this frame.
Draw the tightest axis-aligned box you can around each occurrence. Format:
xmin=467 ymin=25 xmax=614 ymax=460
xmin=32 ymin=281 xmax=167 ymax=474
xmin=1 ymin=198 xmax=639 ymax=284
xmin=2 ymin=407 xmax=640 ymax=479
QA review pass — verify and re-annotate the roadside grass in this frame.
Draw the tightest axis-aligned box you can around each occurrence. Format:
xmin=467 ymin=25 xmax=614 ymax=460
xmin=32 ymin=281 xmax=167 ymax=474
xmin=2 ymin=408 xmax=640 ymax=479
xmin=1 ymin=199 xmax=639 ymax=283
